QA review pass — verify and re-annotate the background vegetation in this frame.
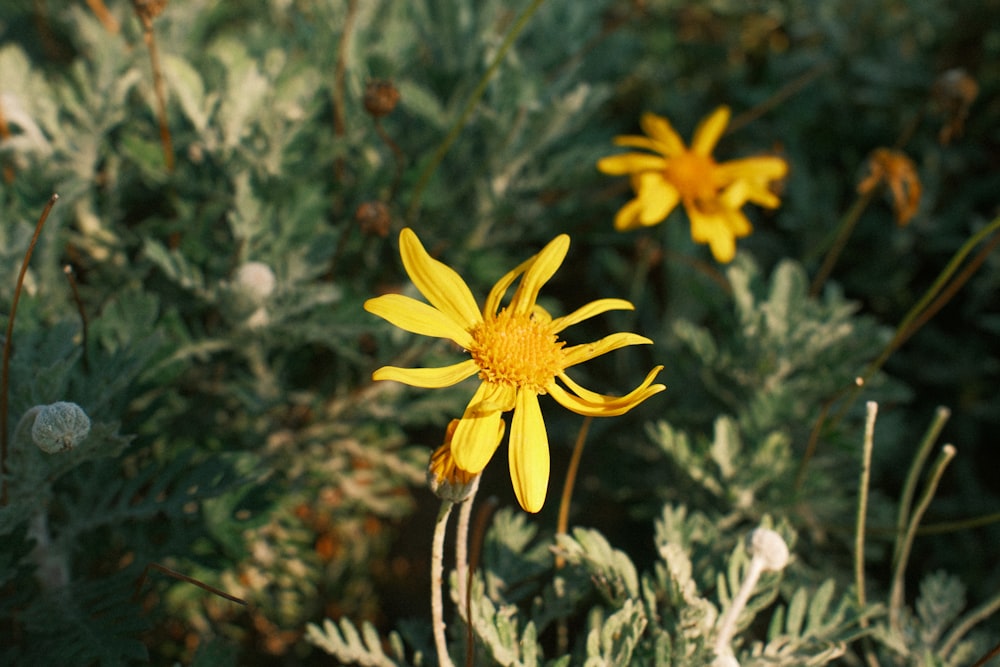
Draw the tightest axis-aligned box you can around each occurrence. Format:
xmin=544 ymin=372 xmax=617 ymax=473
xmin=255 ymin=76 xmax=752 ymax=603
xmin=0 ymin=0 xmax=997 ymax=664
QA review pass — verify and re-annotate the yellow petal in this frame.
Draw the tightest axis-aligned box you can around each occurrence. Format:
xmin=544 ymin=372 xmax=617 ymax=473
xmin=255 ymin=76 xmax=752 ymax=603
xmin=687 ymin=206 xmax=744 ymax=263
xmin=548 ymin=366 xmax=666 ymax=417
xmin=451 ymin=381 xmax=516 ymax=473
xmin=639 ymin=112 xmax=686 ymax=155
xmin=613 ymin=197 xmax=646 ymax=231
xmin=484 ymin=258 xmax=529 ymax=316
xmin=717 ymin=155 xmax=788 ymax=181
xmin=510 ymin=235 xmax=569 ymax=316
xmin=597 ymin=153 xmax=667 ymax=175
xmin=372 ymin=359 xmax=479 ymax=387
xmin=399 ymin=228 xmax=482 ymax=331
xmin=508 ymin=389 xmax=549 ymax=513
xmin=549 ymin=298 xmax=634 ymax=333
xmin=562 ymin=332 xmax=653 ymax=369
xmin=691 ymin=106 xmax=730 ymax=156
xmin=364 ymin=294 xmax=475 ymax=349
xmin=634 ymin=173 xmax=681 ymax=226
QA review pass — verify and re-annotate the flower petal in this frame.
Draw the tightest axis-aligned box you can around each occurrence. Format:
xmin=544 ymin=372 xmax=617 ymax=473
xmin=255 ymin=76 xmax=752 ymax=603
xmin=548 ymin=365 xmax=666 ymax=416
xmin=691 ymin=106 xmax=730 ymax=156
xmin=549 ymin=298 xmax=634 ymax=333
xmin=451 ymin=381 xmax=516 ymax=474
xmin=717 ymin=155 xmax=788 ymax=181
xmin=613 ymin=197 xmax=647 ymax=232
xmin=639 ymin=112 xmax=686 ymax=155
xmin=687 ymin=205 xmax=750 ymax=263
xmin=399 ymin=228 xmax=482 ymax=330
xmin=634 ymin=173 xmax=681 ymax=226
xmin=365 ymin=294 xmax=475 ymax=349
xmin=562 ymin=332 xmax=653 ymax=369
xmin=510 ymin=234 xmax=570 ymax=316
xmin=484 ymin=259 xmax=530 ymax=316
xmin=508 ymin=389 xmax=549 ymax=513
xmin=372 ymin=359 xmax=479 ymax=387
xmin=597 ymin=152 xmax=667 ymax=175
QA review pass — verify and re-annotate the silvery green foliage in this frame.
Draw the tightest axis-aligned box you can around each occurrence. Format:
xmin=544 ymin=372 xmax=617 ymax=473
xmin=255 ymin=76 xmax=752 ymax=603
xmin=31 ymin=402 xmax=91 ymax=453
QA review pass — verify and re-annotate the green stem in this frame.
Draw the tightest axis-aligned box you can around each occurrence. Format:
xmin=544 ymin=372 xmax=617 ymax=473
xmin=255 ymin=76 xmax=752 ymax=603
xmin=855 ymin=402 xmax=878 ymax=614
xmin=432 ymin=500 xmax=456 ymax=667
xmin=888 ymin=444 xmax=956 ymax=634
xmin=941 ymin=587 xmax=1000 ymax=660
xmin=893 ymin=406 xmax=950 ymax=567
xmin=406 ymin=0 xmax=548 ymax=222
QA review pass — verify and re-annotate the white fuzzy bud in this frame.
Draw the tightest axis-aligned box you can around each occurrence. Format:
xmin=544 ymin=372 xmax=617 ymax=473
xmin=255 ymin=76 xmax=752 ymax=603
xmin=748 ymin=528 xmax=789 ymax=572
xmin=31 ymin=402 xmax=91 ymax=454
xmin=234 ymin=262 xmax=277 ymax=303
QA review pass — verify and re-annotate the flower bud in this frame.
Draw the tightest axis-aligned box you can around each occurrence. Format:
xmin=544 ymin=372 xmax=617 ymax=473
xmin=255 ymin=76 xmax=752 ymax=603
xmin=31 ymin=402 xmax=91 ymax=454
xmin=363 ymin=80 xmax=401 ymax=118
xmin=234 ymin=261 xmax=277 ymax=303
xmin=747 ymin=527 xmax=789 ymax=572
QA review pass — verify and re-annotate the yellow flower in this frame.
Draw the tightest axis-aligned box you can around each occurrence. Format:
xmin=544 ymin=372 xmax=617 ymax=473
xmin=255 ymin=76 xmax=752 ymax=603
xmin=365 ymin=228 xmax=665 ymax=513
xmin=597 ymin=106 xmax=788 ymax=263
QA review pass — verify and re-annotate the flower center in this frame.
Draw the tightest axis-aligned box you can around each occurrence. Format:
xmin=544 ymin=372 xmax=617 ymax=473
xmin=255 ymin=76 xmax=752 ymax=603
xmin=469 ymin=308 xmax=565 ymax=393
xmin=664 ymin=150 xmax=720 ymax=203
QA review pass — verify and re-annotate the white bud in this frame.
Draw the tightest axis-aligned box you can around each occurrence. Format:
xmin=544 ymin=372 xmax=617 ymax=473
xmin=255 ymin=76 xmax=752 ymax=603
xmin=234 ymin=261 xmax=277 ymax=302
xmin=31 ymin=402 xmax=91 ymax=454
xmin=748 ymin=528 xmax=789 ymax=572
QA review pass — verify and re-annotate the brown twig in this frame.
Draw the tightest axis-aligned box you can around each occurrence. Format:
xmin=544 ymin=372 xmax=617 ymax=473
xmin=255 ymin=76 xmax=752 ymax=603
xmin=86 ymin=0 xmax=121 ymax=33
xmin=133 ymin=562 xmax=248 ymax=607
xmin=132 ymin=1 xmax=174 ymax=172
xmin=63 ymin=266 xmax=90 ymax=373
xmin=1 ymin=194 xmax=59 ymax=507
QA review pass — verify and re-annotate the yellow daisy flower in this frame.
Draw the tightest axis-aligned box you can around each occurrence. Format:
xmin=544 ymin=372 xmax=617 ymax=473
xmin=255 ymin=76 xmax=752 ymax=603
xmin=597 ymin=106 xmax=788 ymax=263
xmin=365 ymin=228 xmax=665 ymax=513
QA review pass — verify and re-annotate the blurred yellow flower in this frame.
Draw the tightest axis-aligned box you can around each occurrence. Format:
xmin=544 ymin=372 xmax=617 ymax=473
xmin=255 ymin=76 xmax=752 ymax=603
xmin=365 ymin=228 xmax=665 ymax=512
xmin=597 ymin=106 xmax=788 ymax=263
xmin=857 ymin=148 xmax=922 ymax=226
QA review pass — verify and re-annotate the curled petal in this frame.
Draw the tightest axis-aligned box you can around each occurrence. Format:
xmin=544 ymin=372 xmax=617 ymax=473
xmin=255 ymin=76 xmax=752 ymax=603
xmin=639 ymin=112 xmax=686 ymax=155
xmin=562 ymin=332 xmax=653 ymax=369
xmin=510 ymin=235 xmax=569 ymax=316
xmin=399 ymin=228 xmax=482 ymax=330
xmin=451 ymin=382 xmax=516 ymax=474
xmin=364 ymin=294 xmax=474 ymax=349
xmin=372 ymin=359 xmax=479 ymax=388
xmin=508 ymin=389 xmax=549 ymax=513
xmin=597 ymin=153 xmax=667 ymax=175
xmin=613 ymin=197 xmax=647 ymax=232
xmin=548 ymin=365 xmax=666 ymax=417
xmin=484 ymin=259 xmax=530 ymax=316
xmin=549 ymin=298 xmax=634 ymax=333
xmin=691 ymin=106 xmax=730 ymax=156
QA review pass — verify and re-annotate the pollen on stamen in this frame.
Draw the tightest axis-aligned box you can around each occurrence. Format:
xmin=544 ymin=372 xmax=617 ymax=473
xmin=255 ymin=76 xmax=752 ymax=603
xmin=470 ymin=308 xmax=565 ymax=391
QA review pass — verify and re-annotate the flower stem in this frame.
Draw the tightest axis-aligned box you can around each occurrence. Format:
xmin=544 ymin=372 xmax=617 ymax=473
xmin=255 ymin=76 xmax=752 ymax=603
xmin=432 ymin=500 xmax=456 ymax=667
xmin=893 ymin=407 xmax=950 ymax=566
xmin=854 ymin=402 xmax=878 ymax=614
xmin=454 ymin=476 xmax=481 ymax=619
xmin=1 ymin=194 xmax=58 ymax=507
xmin=406 ymin=0 xmax=548 ymax=222
xmin=888 ymin=443 xmax=956 ymax=633
xmin=809 ymin=187 xmax=877 ymax=297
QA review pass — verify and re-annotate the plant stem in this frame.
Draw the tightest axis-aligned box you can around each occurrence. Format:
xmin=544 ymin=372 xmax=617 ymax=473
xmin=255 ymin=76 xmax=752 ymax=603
xmin=432 ymin=500 xmax=456 ymax=667
xmin=1 ymin=194 xmax=58 ymax=507
xmin=809 ymin=188 xmax=877 ymax=297
xmin=854 ymin=402 xmax=878 ymax=614
xmin=454 ymin=476 xmax=481 ymax=619
xmin=406 ymin=0 xmax=548 ymax=222
xmin=893 ymin=407 xmax=950 ymax=567
xmin=888 ymin=444 xmax=956 ymax=633
xmin=941 ymin=587 xmax=1000 ymax=660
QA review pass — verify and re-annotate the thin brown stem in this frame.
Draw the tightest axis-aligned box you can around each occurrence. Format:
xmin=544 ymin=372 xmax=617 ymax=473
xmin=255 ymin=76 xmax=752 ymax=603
xmin=86 ymin=0 xmax=121 ymax=33
xmin=1 ymin=194 xmax=59 ymax=506
xmin=62 ymin=266 xmax=90 ymax=373
xmin=133 ymin=562 xmax=247 ymax=606
xmin=136 ymin=11 xmax=174 ymax=172
xmin=809 ymin=188 xmax=877 ymax=297
xmin=728 ymin=60 xmax=833 ymax=135
xmin=0 ymin=96 xmax=14 ymax=183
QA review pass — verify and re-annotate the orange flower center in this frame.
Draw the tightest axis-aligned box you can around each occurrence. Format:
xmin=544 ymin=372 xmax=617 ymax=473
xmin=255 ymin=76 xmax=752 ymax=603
xmin=663 ymin=151 xmax=720 ymax=204
xmin=469 ymin=308 xmax=565 ymax=393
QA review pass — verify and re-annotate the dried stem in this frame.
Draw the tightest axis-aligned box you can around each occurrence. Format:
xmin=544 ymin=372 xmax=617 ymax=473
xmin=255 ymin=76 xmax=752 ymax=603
xmin=893 ymin=406 xmax=950 ymax=567
xmin=63 ymin=266 xmax=90 ymax=373
xmin=854 ymin=402 xmax=878 ymax=615
xmin=809 ymin=187 xmax=878 ymax=297
xmin=133 ymin=562 xmax=248 ymax=606
xmin=86 ymin=0 xmax=121 ymax=33
xmin=2 ymin=194 xmax=58 ymax=507
xmin=134 ymin=4 xmax=174 ymax=172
